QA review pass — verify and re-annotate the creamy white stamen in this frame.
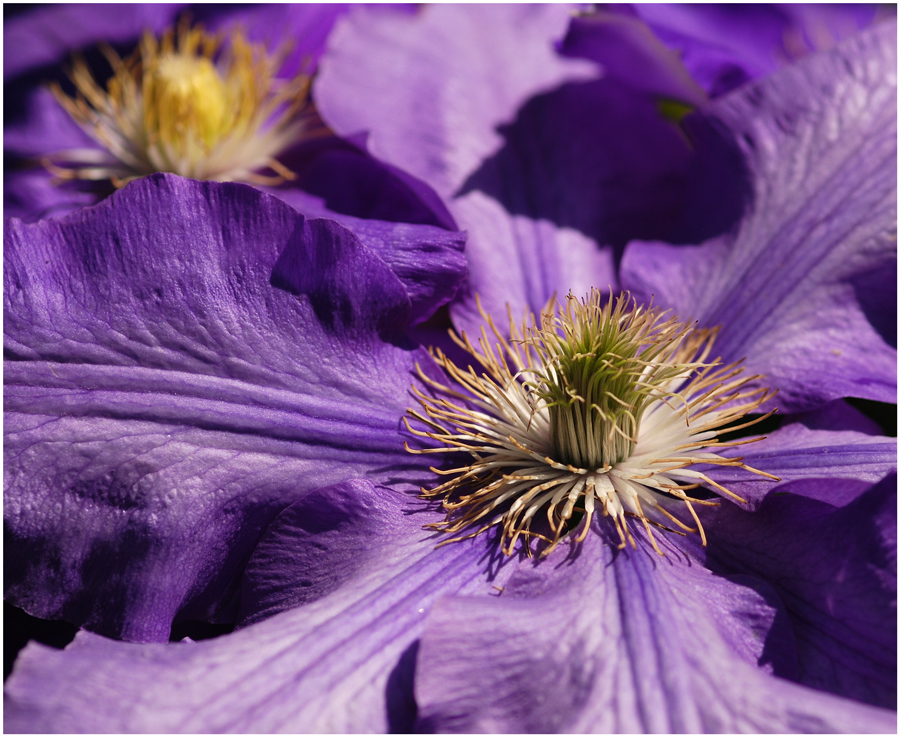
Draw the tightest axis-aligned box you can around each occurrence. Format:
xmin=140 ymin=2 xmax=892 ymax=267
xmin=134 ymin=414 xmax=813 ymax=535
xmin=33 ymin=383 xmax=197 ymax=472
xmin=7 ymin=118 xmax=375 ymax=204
xmin=46 ymin=17 xmax=324 ymax=186
xmin=406 ymin=290 xmax=779 ymax=557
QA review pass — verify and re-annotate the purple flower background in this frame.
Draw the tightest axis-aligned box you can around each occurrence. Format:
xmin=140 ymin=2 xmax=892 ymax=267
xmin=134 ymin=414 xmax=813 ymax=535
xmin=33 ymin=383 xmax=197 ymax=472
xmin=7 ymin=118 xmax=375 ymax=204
xmin=4 ymin=3 xmax=897 ymax=733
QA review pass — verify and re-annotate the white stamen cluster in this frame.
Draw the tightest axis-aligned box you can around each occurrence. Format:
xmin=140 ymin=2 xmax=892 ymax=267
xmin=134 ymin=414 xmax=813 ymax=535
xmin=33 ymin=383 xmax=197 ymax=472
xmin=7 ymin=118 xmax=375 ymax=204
xmin=406 ymin=290 xmax=778 ymax=557
xmin=46 ymin=17 xmax=324 ymax=186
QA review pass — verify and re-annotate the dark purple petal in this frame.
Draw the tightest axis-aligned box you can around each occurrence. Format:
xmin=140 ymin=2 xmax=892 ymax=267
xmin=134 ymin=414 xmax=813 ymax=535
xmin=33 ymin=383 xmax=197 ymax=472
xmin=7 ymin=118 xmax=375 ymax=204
xmin=449 ymin=79 xmax=691 ymax=334
xmin=622 ymin=21 xmax=897 ymax=411
xmin=3 ymin=3 xmax=180 ymax=81
xmin=3 ymin=4 xmax=347 ymax=84
xmin=263 ymin=186 xmax=466 ymax=326
xmin=4 ymin=174 xmax=464 ymax=641
xmin=4 ymin=480 xmax=516 ymax=733
xmin=414 ymin=527 xmax=895 ymax=732
xmin=703 ymin=473 xmax=897 ymax=709
xmin=559 ymin=8 xmax=707 ymax=105
xmin=635 ymin=3 xmax=884 ymax=97
xmin=272 ymin=139 xmax=456 ymax=229
xmin=4 ymin=87 xmax=96 ymax=159
xmin=198 ymin=3 xmax=350 ymax=76
xmin=3 ymin=87 xmax=111 ymax=224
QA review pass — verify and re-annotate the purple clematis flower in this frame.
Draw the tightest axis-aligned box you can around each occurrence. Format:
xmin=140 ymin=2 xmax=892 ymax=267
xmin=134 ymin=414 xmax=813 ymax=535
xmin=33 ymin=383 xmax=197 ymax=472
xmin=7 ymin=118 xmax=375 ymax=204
xmin=3 ymin=3 xmax=444 ymax=228
xmin=5 ymin=8 xmax=897 ymax=735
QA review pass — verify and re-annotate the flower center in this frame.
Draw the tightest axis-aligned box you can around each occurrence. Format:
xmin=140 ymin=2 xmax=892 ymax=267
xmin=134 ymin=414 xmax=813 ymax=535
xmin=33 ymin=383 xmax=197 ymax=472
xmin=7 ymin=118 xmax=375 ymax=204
xmin=537 ymin=294 xmax=696 ymax=468
xmin=406 ymin=290 xmax=779 ymax=557
xmin=46 ymin=17 xmax=324 ymax=186
xmin=147 ymin=54 xmax=229 ymax=149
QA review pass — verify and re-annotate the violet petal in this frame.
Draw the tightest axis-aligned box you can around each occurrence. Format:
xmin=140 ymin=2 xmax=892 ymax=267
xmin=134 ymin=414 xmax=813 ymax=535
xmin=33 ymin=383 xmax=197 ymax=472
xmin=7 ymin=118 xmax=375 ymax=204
xmin=635 ymin=4 xmax=883 ymax=97
xmin=3 ymin=3 xmax=180 ymax=81
xmin=4 ymin=480 xmax=515 ymax=733
xmin=262 ymin=186 xmax=466 ymax=326
xmin=4 ymin=174 xmax=463 ymax=641
xmin=703 ymin=473 xmax=897 ymax=709
xmin=622 ymin=21 xmax=897 ymax=411
xmin=414 ymin=528 xmax=896 ymax=732
xmin=559 ymin=9 xmax=708 ymax=105
xmin=704 ymin=401 xmax=897 ymax=509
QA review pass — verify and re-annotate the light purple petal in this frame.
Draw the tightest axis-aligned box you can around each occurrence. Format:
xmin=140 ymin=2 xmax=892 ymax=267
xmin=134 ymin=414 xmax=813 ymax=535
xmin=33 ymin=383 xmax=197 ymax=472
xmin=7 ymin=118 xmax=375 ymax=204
xmin=316 ymin=4 xmax=597 ymax=202
xmin=4 ymin=480 xmax=516 ymax=733
xmin=414 ymin=528 xmax=896 ymax=732
xmin=704 ymin=401 xmax=897 ymax=509
xmin=703 ymin=473 xmax=897 ymax=709
xmin=622 ymin=21 xmax=897 ymax=411
xmin=4 ymin=174 xmax=464 ymax=641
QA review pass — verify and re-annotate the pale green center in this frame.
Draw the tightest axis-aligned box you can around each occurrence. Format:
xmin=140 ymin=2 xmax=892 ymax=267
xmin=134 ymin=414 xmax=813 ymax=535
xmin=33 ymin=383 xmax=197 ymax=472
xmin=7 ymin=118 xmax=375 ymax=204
xmin=533 ymin=293 xmax=694 ymax=469
xmin=544 ymin=351 xmax=647 ymax=468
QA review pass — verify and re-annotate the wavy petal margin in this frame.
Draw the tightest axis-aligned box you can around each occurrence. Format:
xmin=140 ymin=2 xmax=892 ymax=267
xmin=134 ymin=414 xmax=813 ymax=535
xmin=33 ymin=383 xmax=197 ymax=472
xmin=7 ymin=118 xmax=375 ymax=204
xmin=4 ymin=174 xmax=464 ymax=640
xmin=622 ymin=21 xmax=897 ymax=411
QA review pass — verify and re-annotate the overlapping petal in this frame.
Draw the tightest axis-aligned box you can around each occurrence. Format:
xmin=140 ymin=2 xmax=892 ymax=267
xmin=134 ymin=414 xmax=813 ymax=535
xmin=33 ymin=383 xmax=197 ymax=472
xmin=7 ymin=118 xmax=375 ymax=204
xmin=622 ymin=20 xmax=897 ymax=412
xmin=3 ymin=6 xmax=896 ymax=734
xmin=702 ymin=473 xmax=897 ymax=710
xmin=704 ymin=401 xmax=897 ymax=508
xmin=8 ymin=471 xmax=895 ymax=733
xmin=4 ymin=480 xmax=516 ymax=733
xmin=316 ymin=4 xmax=596 ymax=205
xmin=319 ymin=5 xmax=694 ymax=329
xmin=413 ymin=524 xmax=896 ymax=733
xmin=559 ymin=8 xmax=708 ymax=105
xmin=262 ymin=186 xmax=465 ymax=326
xmin=4 ymin=174 xmax=465 ymax=641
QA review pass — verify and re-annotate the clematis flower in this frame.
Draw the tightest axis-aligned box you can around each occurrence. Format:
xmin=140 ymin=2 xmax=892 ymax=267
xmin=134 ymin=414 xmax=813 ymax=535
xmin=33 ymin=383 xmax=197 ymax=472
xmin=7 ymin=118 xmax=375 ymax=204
xmin=5 ymin=9 xmax=897 ymax=734
xmin=3 ymin=3 xmax=445 ymax=228
xmin=43 ymin=15 xmax=321 ymax=186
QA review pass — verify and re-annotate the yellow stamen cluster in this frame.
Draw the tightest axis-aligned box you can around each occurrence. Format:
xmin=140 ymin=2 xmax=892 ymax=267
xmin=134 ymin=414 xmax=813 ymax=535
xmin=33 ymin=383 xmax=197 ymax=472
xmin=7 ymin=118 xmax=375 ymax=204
xmin=47 ymin=18 xmax=324 ymax=186
xmin=406 ymin=290 xmax=779 ymax=557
